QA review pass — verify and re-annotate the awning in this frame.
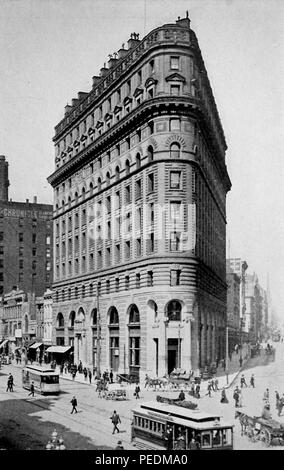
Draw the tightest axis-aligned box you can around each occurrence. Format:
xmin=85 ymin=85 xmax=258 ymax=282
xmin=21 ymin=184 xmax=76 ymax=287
xmin=0 ymin=339 xmax=8 ymax=349
xmin=46 ymin=346 xmax=72 ymax=354
xmin=29 ymin=342 xmax=43 ymax=350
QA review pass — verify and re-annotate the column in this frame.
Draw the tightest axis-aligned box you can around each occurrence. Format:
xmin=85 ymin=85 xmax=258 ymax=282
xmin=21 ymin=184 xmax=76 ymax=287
xmin=182 ymin=320 xmax=192 ymax=371
xmin=158 ymin=321 xmax=166 ymax=377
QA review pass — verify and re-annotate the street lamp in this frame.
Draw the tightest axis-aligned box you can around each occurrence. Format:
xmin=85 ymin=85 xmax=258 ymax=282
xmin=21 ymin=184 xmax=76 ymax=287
xmin=240 ymin=261 xmax=248 ymax=364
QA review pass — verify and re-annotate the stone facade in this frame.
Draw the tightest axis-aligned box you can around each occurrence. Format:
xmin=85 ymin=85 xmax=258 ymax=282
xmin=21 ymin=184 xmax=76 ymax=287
xmin=48 ymin=14 xmax=231 ymax=378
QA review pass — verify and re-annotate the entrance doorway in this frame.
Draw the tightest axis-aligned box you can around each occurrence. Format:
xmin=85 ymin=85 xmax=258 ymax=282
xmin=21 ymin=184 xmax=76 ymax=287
xmin=167 ymin=339 xmax=178 ymax=374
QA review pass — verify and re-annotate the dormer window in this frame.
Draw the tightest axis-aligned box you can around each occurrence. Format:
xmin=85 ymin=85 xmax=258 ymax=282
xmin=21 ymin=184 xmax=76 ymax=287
xmin=73 ymin=140 xmax=80 ymax=148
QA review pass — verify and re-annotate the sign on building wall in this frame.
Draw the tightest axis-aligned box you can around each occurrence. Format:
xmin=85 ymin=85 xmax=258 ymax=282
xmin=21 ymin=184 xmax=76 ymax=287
xmin=15 ymin=329 xmax=22 ymax=338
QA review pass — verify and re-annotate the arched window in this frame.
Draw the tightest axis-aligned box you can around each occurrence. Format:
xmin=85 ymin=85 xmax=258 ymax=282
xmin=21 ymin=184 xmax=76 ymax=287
xmin=109 ymin=307 xmax=119 ymax=324
xmin=55 ymin=203 xmax=59 ymax=211
xmin=56 ymin=312 xmax=64 ymax=328
xmin=106 ymin=172 xmax=111 ymax=186
xmin=97 ymin=177 xmax=102 ymax=191
xmin=128 ymin=304 xmax=140 ymax=379
xmin=62 ymin=199 xmax=65 ymax=207
xmin=82 ymin=187 xmax=86 ymax=200
xmin=129 ymin=304 xmax=140 ymax=324
xmin=170 ymin=142 xmax=181 ymax=159
xmin=74 ymin=287 xmax=78 ymax=299
xmin=89 ymin=182 xmax=93 ymax=195
xmin=115 ymin=166 xmax=120 ymax=181
xmin=125 ymin=159 xmax=130 ymax=175
xmin=68 ymin=288 xmax=72 ymax=300
xmin=75 ymin=192 xmax=79 ymax=204
xmin=136 ymin=153 xmax=141 ymax=169
xmin=166 ymin=300 xmax=182 ymax=322
xmin=82 ymin=285 xmax=85 ymax=298
xmin=147 ymin=145 xmax=154 ymax=162
xmin=69 ymin=311 xmax=75 ymax=328
xmin=68 ymin=196 xmax=72 ymax=207
xmin=91 ymin=308 xmax=97 ymax=326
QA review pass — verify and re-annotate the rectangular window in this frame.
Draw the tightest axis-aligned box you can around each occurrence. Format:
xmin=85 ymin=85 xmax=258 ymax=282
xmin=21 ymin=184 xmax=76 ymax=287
xmin=149 ymin=59 xmax=154 ymax=74
xmin=136 ymin=273 xmax=141 ymax=288
xmin=137 ymin=70 xmax=142 ymax=85
xmin=136 ymin=238 xmax=141 ymax=257
xmin=170 ymin=269 xmax=181 ymax=286
xmin=148 ymin=232 xmax=154 ymax=253
xmin=106 ymin=279 xmax=110 ymax=294
xmin=170 ymin=232 xmax=181 ymax=251
xmin=115 ymin=191 xmax=121 ymax=210
xmin=135 ymin=179 xmax=142 ymax=199
xmin=97 ymin=250 xmax=102 ymax=268
xmin=32 ymin=248 xmax=37 ymax=257
xmin=106 ymin=196 xmax=111 ymax=213
xmin=125 ymin=275 xmax=130 ymax=290
xmin=170 ymin=201 xmax=182 ymax=221
xmin=148 ymin=173 xmax=154 ymax=193
xmin=170 ymin=56 xmax=179 ymax=70
xmin=107 ymin=221 xmax=111 ymax=239
xmin=147 ymin=271 xmax=153 ymax=287
xmin=0 ymin=259 xmax=3 ymax=269
xmin=115 ymin=244 xmax=120 ymax=263
xmin=19 ymin=259 xmax=24 ymax=269
xmin=19 ymin=246 xmax=24 ymax=257
xmin=170 ymin=85 xmax=180 ymax=96
xmin=125 ymin=240 xmax=130 ymax=259
xmin=106 ymin=247 xmax=111 ymax=266
xmin=170 ymin=119 xmax=181 ymax=131
xmin=19 ymin=233 xmax=23 ymax=242
xmin=170 ymin=171 xmax=182 ymax=189
xmin=32 ymin=233 xmax=36 ymax=244
xmin=115 ymin=277 xmax=120 ymax=292
xmin=125 ymin=185 xmax=131 ymax=204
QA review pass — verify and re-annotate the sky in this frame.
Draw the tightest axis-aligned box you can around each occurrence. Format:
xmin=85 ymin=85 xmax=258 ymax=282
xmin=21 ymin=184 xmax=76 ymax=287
xmin=0 ymin=0 xmax=283 ymax=320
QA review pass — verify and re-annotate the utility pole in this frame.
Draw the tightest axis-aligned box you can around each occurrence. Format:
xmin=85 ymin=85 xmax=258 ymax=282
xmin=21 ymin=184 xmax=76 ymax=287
xmin=225 ymin=325 xmax=229 ymax=384
xmin=96 ymin=284 xmax=101 ymax=378
xmin=240 ymin=261 xmax=248 ymax=364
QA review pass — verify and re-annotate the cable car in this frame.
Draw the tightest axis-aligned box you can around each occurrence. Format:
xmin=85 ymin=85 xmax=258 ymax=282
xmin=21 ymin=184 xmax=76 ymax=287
xmin=131 ymin=401 xmax=234 ymax=450
xmin=22 ymin=365 xmax=60 ymax=395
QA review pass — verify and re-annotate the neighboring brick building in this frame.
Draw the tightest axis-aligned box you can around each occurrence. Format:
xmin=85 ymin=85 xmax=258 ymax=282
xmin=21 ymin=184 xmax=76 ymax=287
xmin=226 ymin=268 xmax=240 ymax=353
xmin=48 ymin=13 xmax=231 ymax=378
xmin=0 ymin=155 xmax=53 ymax=297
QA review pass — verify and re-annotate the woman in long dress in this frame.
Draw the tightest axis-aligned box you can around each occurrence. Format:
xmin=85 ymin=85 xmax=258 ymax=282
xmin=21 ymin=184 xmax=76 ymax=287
xmin=220 ymin=388 xmax=229 ymax=403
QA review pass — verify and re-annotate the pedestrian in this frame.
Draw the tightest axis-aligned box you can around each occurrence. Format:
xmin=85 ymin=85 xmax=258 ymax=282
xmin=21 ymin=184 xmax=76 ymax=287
xmin=239 ymin=356 xmax=243 ymax=368
xmin=88 ymin=369 xmax=92 ymax=384
xmin=220 ymin=387 xmax=228 ymax=404
xmin=83 ymin=367 xmax=88 ymax=381
xmin=195 ymin=383 xmax=200 ymax=399
xmin=263 ymin=388 xmax=270 ymax=404
xmin=178 ymin=390 xmax=185 ymax=401
xmin=189 ymin=436 xmax=199 ymax=450
xmin=277 ymin=394 xmax=284 ymax=417
xmin=229 ymin=351 xmax=232 ymax=362
xmin=110 ymin=369 xmax=114 ymax=384
xmin=114 ymin=440 xmax=124 ymax=450
xmin=6 ymin=376 xmax=12 ymax=392
xmin=250 ymin=374 xmax=255 ymax=388
xmin=190 ymin=381 xmax=195 ymax=396
xmin=72 ymin=369 xmax=76 ymax=381
xmin=275 ymin=391 xmax=280 ymax=409
xmin=214 ymin=378 xmax=219 ymax=391
xmin=211 ymin=378 xmax=215 ymax=391
xmin=233 ymin=387 xmax=239 ymax=407
xmin=9 ymin=374 xmax=14 ymax=392
xmin=163 ymin=425 xmax=173 ymax=451
xmin=240 ymin=374 xmax=247 ymax=388
xmin=110 ymin=410 xmax=121 ymax=434
xmin=238 ymin=388 xmax=243 ymax=407
xmin=135 ymin=383 xmax=140 ymax=399
xmin=262 ymin=403 xmax=272 ymax=420
xmin=205 ymin=382 xmax=212 ymax=397
xmin=28 ymin=381 xmax=35 ymax=397
xmin=70 ymin=395 xmax=78 ymax=414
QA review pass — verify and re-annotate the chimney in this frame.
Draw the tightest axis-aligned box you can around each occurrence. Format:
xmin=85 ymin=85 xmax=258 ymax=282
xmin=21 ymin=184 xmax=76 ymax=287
xmin=100 ymin=63 xmax=109 ymax=77
xmin=64 ymin=104 xmax=73 ymax=115
xmin=108 ymin=53 xmax=118 ymax=68
xmin=78 ymin=91 xmax=88 ymax=101
xmin=26 ymin=199 xmax=29 ymax=203
xmin=176 ymin=11 xmax=191 ymax=29
xmin=0 ymin=155 xmax=9 ymax=201
xmin=71 ymin=98 xmax=79 ymax=107
xmin=33 ymin=196 xmax=37 ymax=204
xmin=117 ymin=44 xmax=128 ymax=59
xmin=127 ymin=32 xmax=140 ymax=49
xmin=92 ymin=75 xmax=101 ymax=88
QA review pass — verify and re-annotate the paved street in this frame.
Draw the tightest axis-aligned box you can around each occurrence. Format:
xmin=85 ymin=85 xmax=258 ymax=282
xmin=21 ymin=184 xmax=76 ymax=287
xmin=0 ymin=342 xmax=283 ymax=450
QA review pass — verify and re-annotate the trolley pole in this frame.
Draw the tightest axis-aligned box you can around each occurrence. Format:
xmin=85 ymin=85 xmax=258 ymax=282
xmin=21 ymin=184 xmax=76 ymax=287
xmin=96 ymin=284 xmax=101 ymax=379
xmin=225 ymin=326 xmax=229 ymax=384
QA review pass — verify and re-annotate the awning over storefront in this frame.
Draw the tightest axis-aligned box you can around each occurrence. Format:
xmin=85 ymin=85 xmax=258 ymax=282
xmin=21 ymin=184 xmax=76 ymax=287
xmin=0 ymin=339 xmax=8 ymax=349
xmin=46 ymin=346 xmax=72 ymax=354
xmin=29 ymin=342 xmax=43 ymax=350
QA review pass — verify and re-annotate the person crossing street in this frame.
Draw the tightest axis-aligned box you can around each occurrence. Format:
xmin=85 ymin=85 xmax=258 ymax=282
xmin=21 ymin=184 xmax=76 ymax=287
xmin=110 ymin=410 xmax=121 ymax=434
xmin=70 ymin=396 xmax=78 ymax=414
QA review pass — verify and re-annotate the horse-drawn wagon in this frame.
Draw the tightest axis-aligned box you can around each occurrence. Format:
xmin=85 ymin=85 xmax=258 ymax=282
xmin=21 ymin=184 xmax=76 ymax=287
xmin=235 ymin=411 xmax=284 ymax=446
xmin=156 ymin=395 xmax=198 ymax=410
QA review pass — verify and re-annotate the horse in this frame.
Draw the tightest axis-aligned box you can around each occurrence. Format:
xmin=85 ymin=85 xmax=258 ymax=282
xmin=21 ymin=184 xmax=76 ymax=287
xmin=146 ymin=377 xmax=167 ymax=391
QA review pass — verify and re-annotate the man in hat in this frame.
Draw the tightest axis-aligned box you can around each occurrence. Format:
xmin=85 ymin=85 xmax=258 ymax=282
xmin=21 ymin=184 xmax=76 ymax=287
xmin=115 ymin=440 xmax=124 ymax=450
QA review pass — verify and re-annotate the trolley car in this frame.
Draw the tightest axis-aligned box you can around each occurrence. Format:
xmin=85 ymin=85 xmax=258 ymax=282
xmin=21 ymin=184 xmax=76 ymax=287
xmin=132 ymin=401 xmax=234 ymax=450
xmin=22 ymin=365 xmax=60 ymax=395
